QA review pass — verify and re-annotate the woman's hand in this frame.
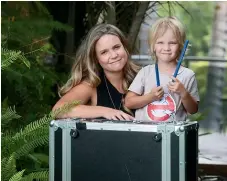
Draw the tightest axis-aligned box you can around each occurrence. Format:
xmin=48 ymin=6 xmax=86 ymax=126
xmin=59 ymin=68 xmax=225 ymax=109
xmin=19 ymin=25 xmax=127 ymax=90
xmin=103 ymin=108 xmax=135 ymax=121
xmin=167 ymin=76 xmax=188 ymax=98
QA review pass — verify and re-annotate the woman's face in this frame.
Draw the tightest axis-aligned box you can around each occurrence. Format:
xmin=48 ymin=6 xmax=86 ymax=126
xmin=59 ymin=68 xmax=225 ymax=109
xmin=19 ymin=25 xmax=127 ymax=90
xmin=95 ymin=34 xmax=128 ymax=73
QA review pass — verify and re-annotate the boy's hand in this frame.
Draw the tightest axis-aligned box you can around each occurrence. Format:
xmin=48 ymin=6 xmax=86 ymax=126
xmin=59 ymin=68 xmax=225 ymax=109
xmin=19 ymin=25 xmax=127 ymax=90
xmin=167 ymin=76 xmax=188 ymax=98
xmin=150 ymin=86 xmax=164 ymax=101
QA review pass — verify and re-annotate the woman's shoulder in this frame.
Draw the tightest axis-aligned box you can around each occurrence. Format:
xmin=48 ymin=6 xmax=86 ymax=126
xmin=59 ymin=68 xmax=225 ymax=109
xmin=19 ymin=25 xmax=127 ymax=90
xmin=69 ymin=81 xmax=95 ymax=95
xmin=81 ymin=81 xmax=94 ymax=87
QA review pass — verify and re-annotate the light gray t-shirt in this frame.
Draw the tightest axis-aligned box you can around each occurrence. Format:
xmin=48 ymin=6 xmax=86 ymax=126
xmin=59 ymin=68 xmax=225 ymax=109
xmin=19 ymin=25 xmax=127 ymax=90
xmin=128 ymin=64 xmax=200 ymax=122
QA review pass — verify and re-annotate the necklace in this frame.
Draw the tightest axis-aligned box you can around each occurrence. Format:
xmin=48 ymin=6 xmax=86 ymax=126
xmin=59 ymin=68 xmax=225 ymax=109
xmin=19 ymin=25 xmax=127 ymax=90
xmin=104 ymin=75 xmax=123 ymax=110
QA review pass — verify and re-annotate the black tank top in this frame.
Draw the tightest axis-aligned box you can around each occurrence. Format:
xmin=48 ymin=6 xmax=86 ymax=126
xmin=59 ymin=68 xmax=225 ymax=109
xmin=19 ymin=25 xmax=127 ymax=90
xmin=96 ymin=71 xmax=125 ymax=112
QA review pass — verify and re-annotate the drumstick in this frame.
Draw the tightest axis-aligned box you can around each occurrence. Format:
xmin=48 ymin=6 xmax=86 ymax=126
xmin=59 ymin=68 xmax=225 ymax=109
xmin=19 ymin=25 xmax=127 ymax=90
xmin=155 ymin=63 xmax=160 ymax=86
xmin=173 ymin=40 xmax=189 ymax=78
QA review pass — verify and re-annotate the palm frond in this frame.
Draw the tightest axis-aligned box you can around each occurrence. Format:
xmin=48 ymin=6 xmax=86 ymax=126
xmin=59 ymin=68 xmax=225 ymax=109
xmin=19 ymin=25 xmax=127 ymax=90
xmin=28 ymin=153 xmax=49 ymax=165
xmin=1 ymin=48 xmax=30 ymax=70
xmin=1 ymin=156 xmax=17 ymax=181
xmin=9 ymin=169 xmax=25 ymax=181
xmin=21 ymin=170 xmax=49 ymax=181
xmin=19 ymin=115 xmax=51 ymax=136
xmin=50 ymin=100 xmax=81 ymax=119
xmin=2 ymin=101 xmax=80 ymax=159
xmin=1 ymin=106 xmax=21 ymax=127
xmin=14 ymin=134 xmax=49 ymax=159
xmin=2 ymin=128 xmax=49 ymax=159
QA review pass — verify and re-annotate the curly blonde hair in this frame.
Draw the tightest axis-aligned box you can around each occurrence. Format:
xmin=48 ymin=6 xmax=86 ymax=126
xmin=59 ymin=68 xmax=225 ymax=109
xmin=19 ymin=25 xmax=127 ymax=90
xmin=148 ymin=16 xmax=186 ymax=61
xmin=59 ymin=23 xmax=140 ymax=97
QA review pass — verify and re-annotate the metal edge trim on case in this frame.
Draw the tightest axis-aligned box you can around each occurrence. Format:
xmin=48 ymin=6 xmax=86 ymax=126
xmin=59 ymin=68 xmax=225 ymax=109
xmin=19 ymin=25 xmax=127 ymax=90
xmin=62 ymin=128 xmax=71 ymax=181
xmin=159 ymin=125 xmax=167 ymax=181
xmin=166 ymin=126 xmax=173 ymax=181
xmin=49 ymin=124 xmax=55 ymax=181
xmin=86 ymin=122 xmax=158 ymax=132
xmin=53 ymin=119 xmax=78 ymax=129
xmin=167 ymin=125 xmax=176 ymax=181
xmin=174 ymin=121 xmax=198 ymax=132
xmin=179 ymin=131 xmax=185 ymax=181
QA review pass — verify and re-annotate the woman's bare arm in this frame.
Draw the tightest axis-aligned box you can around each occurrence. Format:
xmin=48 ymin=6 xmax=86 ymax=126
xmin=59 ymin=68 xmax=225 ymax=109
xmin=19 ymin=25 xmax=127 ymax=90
xmin=53 ymin=82 xmax=134 ymax=120
xmin=53 ymin=82 xmax=98 ymax=118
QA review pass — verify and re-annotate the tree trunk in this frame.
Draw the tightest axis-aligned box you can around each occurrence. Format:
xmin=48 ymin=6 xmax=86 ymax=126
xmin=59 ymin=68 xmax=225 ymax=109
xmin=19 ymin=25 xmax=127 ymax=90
xmin=106 ymin=1 xmax=116 ymax=25
xmin=44 ymin=2 xmax=87 ymax=72
xmin=64 ymin=1 xmax=76 ymax=67
xmin=127 ymin=1 xmax=150 ymax=52
xmin=136 ymin=1 xmax=158 ymax=55
xmin=201 ymin=1 xmax=227 ymax=132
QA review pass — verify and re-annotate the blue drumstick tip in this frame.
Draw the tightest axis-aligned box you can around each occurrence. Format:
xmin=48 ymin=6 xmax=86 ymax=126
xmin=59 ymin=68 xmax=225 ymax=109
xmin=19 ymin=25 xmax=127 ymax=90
xmin=173 ymin=40 xmax=189 ymax=77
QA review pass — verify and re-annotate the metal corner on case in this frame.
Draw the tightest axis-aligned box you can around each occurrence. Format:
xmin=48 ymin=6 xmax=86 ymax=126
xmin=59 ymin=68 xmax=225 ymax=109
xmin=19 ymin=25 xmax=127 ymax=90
xmin=50 ymin=120 xmax=56 ymax=127
xmin=175 ymin=126 xmax=185 ymax=136
xmin=179 ymin=126 xmax=185 ymax=132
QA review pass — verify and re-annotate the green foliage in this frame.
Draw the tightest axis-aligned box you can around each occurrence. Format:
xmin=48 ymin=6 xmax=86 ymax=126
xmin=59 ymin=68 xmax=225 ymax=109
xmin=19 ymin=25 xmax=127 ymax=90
xmin=20 ymin=171 xmax=49 ymax=181
xmin=1 ymin=48 xmax=30 ymax=70
xmin=28 ymin=153 xmax=49 ymax=166
xmin=188 ymin=111 xmax=207 ymax=122
xmin=9 ymin=170 xmax=26 ymax=181
xmin=1 ymin=155 xmax=17 ymax=181
xmin=1 ymin=101 xmax=80 ymax=181
xmin=1 ymin=2 xmax=72 ymax=47
xmin=1 ymin=2 xmax=77 ymax=180
xmin=1 ymin=106 xmax=21 ymax=128
xmin=190 ymin=62 xmax=209 ymax=102
xmin=187 ymin=62 xmax=210 ymax=121
xmin=1 ymin=1 xmax=73 ymax=127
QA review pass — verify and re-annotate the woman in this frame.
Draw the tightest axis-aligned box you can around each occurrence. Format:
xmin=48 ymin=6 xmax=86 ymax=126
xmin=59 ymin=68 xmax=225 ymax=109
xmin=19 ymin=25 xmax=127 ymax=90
xmin=53 ymin=24 xmax=140 ymax=120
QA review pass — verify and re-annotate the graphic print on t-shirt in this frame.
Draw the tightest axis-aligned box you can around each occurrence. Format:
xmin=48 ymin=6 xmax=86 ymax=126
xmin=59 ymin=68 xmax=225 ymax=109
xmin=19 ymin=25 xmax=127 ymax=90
xmin=146 ymin=93 xmax=176 ymax=121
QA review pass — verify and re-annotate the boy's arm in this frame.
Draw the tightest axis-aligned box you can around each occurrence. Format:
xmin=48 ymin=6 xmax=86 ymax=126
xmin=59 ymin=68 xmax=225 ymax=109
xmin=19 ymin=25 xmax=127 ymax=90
xmin=125 ymin=86 xmax=164 ymax=109
xmin=125 ymin=91 xmax=153 ymax=109
xmin=181 ymin=91 xmax=199 ymax=114
xmin=168 ymin=75 xmax=199 ymax=114
xmin=181 ymin=74 xmax=200 ymax=114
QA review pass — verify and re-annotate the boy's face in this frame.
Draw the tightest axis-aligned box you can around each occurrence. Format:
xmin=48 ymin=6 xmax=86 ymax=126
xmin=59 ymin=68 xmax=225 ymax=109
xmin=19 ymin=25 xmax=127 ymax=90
xmin=153 ymin=28 xmax=180 ymax=63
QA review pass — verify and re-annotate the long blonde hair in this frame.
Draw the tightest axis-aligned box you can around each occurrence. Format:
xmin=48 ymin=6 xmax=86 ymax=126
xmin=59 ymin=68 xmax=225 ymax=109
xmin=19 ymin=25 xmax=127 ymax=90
xmin=148 ymin=16 xmax=186 ymax=61
xmin=59 ymin=23 xmax=140 ymax=97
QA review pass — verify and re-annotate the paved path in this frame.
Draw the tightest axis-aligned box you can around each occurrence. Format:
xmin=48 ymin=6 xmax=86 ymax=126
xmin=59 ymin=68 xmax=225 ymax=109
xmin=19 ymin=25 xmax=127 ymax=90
xmin=199 ymin=132 xmax=227 ymax=165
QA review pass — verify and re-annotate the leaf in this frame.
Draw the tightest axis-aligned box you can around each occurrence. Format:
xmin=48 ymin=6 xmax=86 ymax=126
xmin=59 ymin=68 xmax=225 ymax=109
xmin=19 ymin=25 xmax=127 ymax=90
xmin=14 ymin=135 xmax=49 ymax=159
xmin=9 ymin=169 xmax=25 ymax=181
xmin=1 ymin=155 xmax=17 ymax=181
xmin=20 ymin=170 xmax=49 ymax=181
xmin=29 ymin=153 xmax=49 ymax=165
xmin=1 ymin=106 xmax=21 ymax=127
xmin=1 ymin=48 xmax=30 ymax=70
xmin=50 ymin=100 xmax=81 ymax=119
